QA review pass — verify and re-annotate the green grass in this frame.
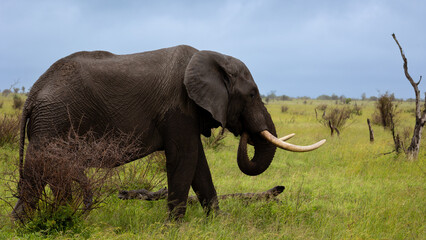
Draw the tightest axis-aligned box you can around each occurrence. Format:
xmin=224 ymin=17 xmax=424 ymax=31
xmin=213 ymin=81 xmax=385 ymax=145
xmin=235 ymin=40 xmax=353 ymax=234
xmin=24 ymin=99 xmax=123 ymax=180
xmin=0 ymin=97 xmax=424 ymax=239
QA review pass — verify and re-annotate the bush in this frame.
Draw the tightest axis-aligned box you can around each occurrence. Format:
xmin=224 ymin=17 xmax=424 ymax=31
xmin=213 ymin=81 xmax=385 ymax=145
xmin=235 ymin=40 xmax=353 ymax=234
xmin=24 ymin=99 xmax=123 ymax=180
xmin=323 ymin=107 xmax=352 ymax=130
xmin=372 ymin=92 xmax=398 ymax=128
xmin=345 ymin=98 xmax=352 ymax=104
xmin=12 ymin=129 xmax=166 ymax=234
xmin=20 ymin=205 xmax=84 ymax=236
xmin=281 ymin=105 xmax=289 ymax=113
xmin=319 ymin=107 xmax=353 ymax=135
xmin=0 ymin=114 xmax=20 ymax=146
xmin=351 ymin=103 xmax=363 ymax=116
xmin=316 ymin=104 xmax=328 ymax=111
xmin=12 ymin=94 xmax=24 ymax=109
xmin=0 ymin=101 xmax=3 ymax=108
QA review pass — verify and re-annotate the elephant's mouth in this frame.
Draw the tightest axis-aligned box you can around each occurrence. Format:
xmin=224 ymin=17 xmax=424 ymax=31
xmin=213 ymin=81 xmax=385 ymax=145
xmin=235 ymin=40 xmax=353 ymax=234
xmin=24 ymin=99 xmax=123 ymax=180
xmin=237 ymin=130 xmax=326 ymax=176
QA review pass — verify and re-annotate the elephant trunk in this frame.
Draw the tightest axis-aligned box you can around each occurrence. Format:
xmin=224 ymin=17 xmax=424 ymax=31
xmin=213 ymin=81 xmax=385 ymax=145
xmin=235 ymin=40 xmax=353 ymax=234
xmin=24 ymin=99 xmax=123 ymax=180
xmin=237 ymin=115 xmax=277 ymax=176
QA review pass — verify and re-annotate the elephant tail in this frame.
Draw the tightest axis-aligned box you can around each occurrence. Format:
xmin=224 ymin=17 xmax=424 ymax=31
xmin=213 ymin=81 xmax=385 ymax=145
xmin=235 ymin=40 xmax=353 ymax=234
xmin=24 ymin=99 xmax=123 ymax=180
xmin=18 ymin=102 xmax=31 ymax=183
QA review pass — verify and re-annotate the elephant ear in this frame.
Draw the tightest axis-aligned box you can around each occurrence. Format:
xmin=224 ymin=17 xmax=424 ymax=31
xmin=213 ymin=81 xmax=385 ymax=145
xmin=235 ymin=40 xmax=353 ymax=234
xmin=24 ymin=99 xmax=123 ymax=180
xmin=184 ymin=51 xmax=231 ymax=127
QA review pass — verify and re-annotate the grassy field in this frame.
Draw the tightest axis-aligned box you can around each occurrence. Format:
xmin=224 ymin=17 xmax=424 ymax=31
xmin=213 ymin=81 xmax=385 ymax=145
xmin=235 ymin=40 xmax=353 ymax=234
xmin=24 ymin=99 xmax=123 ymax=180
xmin=0 ymin=95 xmax=424 ymax=239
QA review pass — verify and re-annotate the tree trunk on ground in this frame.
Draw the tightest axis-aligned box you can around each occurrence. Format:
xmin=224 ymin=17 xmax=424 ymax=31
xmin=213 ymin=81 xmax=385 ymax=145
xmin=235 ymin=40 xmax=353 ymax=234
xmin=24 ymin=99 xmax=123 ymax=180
xmin=118 ymin=186 xmax=285 ymax=203
xmin=392 ymin=33 xmax=425 ymax=160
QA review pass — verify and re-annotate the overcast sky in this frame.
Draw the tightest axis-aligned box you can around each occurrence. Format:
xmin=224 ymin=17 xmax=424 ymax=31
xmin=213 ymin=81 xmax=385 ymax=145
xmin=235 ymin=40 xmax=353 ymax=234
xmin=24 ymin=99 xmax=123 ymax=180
xmin=1 ymin=0 xmax=425 ymax=99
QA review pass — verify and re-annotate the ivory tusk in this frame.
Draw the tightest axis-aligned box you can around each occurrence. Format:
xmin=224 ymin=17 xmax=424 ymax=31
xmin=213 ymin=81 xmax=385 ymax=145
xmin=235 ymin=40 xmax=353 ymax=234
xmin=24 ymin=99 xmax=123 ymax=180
xmin=260 ymin=130 xmax=326 ymax=152
xmin=279 ymin=133 xmax=295 ymax=141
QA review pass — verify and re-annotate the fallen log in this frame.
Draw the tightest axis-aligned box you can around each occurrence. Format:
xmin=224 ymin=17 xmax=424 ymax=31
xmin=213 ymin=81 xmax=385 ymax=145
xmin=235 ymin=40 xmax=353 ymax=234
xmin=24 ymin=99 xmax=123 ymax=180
xmin=118 ymin=186 xmax=285 ymax=204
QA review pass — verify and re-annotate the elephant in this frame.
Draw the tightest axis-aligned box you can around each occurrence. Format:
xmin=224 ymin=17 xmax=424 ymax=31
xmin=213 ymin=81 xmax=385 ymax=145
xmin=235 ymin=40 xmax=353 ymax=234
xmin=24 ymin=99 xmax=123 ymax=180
xmin=12 ymin=45 xmax=325 ymax=220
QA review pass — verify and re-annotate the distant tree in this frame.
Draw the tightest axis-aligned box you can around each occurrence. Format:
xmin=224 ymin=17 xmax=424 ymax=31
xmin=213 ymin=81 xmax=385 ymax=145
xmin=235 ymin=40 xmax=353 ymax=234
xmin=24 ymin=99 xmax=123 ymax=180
xmin=317 ymin=94 xmax=331 ymax=100
xmin=2 ymin=89 xmax=11 ymax=96
xmin=280 ymin=95 xmax=291 ymax=101
xmin=361 ymin=93 xmax=367 ymax=101
xmin=267 ymin=91 xmax=277 ymax=100
xmin=331 ymin=94 xmax=338 ymax=100
xmin=13 ymin=87 xmax=19 ymax=94
xmin=298 ymin=96 xmax=311 ymax=100
xmin=21 ymin=86 xmax=25 ymax=94
xmin=369 ymin=96 xmax=378 ymax=101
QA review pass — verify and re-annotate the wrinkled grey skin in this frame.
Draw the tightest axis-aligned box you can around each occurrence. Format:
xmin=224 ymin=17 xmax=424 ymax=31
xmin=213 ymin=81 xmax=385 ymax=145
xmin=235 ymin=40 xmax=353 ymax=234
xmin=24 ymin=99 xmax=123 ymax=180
xmin=13 ymin=45 xmax=277 ymax=220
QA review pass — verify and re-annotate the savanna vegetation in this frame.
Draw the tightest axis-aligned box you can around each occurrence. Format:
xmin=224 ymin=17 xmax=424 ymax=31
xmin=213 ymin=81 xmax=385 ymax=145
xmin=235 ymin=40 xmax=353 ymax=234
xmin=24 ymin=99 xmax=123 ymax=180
xmin=0 ymin=93 xmax=424 ymax=239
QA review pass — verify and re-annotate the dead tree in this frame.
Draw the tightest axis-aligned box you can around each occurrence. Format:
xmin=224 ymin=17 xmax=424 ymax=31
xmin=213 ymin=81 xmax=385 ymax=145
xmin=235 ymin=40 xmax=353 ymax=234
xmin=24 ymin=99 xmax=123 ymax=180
xmin=392 ymin=33 xmax=426 ymax=159
xmin=118 ymin=186 xmax=285 ymax=203
xmin=367 ymin=118 xmax=374 ymax=142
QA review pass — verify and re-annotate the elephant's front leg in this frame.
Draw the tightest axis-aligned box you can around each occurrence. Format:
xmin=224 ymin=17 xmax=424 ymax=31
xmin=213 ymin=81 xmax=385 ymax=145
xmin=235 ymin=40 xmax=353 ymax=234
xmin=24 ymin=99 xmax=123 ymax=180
xmin=162 ymin=112 xmax=200 ymax=220
xmin=191 ymin=140 xmax=219 ymax=215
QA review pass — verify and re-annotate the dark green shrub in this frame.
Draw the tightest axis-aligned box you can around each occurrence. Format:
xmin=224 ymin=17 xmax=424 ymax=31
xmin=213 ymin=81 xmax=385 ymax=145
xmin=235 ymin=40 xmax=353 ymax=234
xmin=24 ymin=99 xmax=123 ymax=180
xmin=281 ymin=105 xmax=289 ymax=113
xmin=351 ymin=103 xmax=363 ymax=116
xmin=0 ymin=114 xmax=20 ymax=146
xmin=345 ymin=98 xmax=352 ymax=104
xmin=19 ymin=205 xmax=84 ymax=236
xmin=372 ymin=92 xmax=399 ymax=128
xmin=12 ymin=94 xmax=24 ymax=109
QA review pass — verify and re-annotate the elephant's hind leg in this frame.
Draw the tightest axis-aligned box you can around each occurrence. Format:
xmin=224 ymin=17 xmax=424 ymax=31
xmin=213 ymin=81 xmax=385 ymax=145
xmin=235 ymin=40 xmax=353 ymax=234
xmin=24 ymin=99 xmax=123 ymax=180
xmin=49 ymin=170 xmax=93 ymax=212
xmin=12 ymin=157 xmax=47 ymax=221
xmin=74 ymin=171 xmax=93 ymax=211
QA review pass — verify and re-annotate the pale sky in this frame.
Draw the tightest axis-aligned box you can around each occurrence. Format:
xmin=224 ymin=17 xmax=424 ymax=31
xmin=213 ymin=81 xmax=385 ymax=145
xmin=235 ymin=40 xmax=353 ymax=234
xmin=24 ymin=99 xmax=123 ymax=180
xmin=1 ymin=0 xmax=425 ymax=99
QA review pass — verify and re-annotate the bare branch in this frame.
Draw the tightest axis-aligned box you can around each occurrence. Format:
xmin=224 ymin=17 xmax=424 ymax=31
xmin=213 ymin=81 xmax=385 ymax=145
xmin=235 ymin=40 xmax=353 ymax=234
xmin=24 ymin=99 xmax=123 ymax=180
xmin=417 ymin=76 xmax=422 ymax=86
xmin=392 ymin=33 xmax=421 ymax=118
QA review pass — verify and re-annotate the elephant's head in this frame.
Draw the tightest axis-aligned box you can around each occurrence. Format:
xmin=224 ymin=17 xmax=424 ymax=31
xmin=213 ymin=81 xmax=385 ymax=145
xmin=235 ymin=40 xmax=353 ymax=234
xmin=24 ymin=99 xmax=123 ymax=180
xmin=184 ymin=50 xmax=325 ymax=176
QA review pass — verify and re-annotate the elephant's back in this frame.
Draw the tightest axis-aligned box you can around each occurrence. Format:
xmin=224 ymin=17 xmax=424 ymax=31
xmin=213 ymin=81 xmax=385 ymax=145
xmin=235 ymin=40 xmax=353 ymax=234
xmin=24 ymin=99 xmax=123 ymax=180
xmin=25 ymin=45 xmax=198 ymax=140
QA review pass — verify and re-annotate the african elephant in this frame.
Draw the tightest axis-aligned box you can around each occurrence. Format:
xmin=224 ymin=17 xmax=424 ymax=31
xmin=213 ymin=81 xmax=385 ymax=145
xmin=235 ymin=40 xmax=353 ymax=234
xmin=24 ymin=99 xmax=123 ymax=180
xmin=12 ymin=45 xmax=325 ymax=220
